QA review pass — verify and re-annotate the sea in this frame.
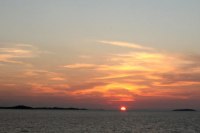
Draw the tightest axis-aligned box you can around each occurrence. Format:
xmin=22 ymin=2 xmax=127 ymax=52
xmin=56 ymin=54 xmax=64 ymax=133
xmin=0 ymin=110 xmax=199 ymax=133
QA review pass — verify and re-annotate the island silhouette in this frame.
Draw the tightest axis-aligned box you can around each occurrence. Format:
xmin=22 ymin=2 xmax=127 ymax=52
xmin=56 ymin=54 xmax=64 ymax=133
xmin=0 ymin=105 xmax=198 ymax=111
xmin=172 ymin=109 xmax=196 ymax=111
xmin=0 ymin=105 xmax=88 ymax=110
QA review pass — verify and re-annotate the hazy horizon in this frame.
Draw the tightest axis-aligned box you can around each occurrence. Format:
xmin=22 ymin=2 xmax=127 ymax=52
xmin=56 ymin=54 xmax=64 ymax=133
xmin=0 ymin=0 xmax=200 ymax=110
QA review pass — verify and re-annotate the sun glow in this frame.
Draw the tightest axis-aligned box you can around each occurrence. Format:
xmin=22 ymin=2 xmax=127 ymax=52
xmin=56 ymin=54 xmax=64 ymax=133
xmin=120 ymin=106 xmax=127 ymax=111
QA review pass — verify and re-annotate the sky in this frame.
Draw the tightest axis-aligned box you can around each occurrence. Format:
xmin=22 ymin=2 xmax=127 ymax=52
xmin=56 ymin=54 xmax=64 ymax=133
xmin=0 ymin=0 xmax=200 ymax=110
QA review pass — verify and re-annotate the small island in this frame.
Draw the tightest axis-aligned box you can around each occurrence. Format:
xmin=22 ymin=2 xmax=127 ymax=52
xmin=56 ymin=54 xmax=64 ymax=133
xmin=0 ymin=105 xmax=88 ymax=110
xmin=173 ymin=109 xmax=196 ymax=111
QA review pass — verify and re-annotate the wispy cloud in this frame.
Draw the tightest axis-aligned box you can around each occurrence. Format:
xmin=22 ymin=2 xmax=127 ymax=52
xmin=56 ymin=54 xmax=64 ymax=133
xmin=63 ymin=63 xmax=97 ymax=69
xmin=0 ymin=43 xmax=51 ymax=65
xmin=98 ymin=40 xmax=153 ymax=50
xmin=62 ymin=46 xmax=200 ymax=104
xmin=1 ymin=40 xmax=200 ymax=109
xmin=23 ymin=69 xmax=66 ymax=82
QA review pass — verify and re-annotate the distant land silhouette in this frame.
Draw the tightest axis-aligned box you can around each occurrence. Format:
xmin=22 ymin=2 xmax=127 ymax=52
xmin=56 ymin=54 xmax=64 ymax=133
xmin=0 ymin=105 xmax=88 ymax=110
xmin=173 ymin=109 xmax=196 ymax=111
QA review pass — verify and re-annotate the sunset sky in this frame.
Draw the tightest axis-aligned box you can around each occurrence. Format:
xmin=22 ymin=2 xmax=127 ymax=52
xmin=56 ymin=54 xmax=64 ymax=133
xmin=0 ymin=0 xmax=200 ymax=110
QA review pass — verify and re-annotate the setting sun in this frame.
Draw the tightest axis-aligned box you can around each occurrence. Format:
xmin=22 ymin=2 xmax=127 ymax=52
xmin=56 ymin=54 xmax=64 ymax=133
xmin=120 ymin=106 xmax=127 ymax=111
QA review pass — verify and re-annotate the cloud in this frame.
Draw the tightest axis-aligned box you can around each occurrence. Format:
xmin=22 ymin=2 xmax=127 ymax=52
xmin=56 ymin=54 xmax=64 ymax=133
xmin=98 ymin=40 xmax=153 ymax=50
xmin=0 ymin=54 xmax=25 ymax=65
xmin=50 ymin=77 xmax=65 ymax=81
xmin=27 ymin=83 xmax=70 ymax=94
xmin=62 ymin=47 xmax=200 ymax=105
xmin=23 ymin=69 xmax=66 ymax=82
xmin=0 ymin=43 xmax=43 ymax=65
xmin=95 ymin=73 xmax=131 ymax=80
xmin=63 ymin=63 xmax=97 ymax=69
xmin=1 ymin=40 xmax=200 ymax=109
xmin=0 ymin=48 xmax=34 ymax=65
xmin=0 ymin=43 xmax=53 ymax=67
xmin=64 ymin=52 xmax=175 ymax=72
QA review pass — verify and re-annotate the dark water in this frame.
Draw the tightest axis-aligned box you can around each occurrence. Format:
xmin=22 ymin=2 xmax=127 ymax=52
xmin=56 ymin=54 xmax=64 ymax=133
xmin=0 ymin=110 xmax=200 ymax=133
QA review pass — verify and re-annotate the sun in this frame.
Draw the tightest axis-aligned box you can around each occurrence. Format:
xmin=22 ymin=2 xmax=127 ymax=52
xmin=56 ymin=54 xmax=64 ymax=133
xmin=120 ymin=106 xmax=127 ymax=111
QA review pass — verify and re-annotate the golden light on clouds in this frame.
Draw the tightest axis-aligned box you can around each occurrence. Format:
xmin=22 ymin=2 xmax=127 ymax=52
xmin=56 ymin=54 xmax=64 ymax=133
xmin=1 ymin=41 xmax=200 ymax=109
xmin=1 ymin=1 xmax=200 ymax=110
xmin=60 ymin=41 xmax=200 ymax=108
xmin=98 ymin=40 xmax=153 ymax=50
xmin=63 ymin=63 xmax=96 ymax=69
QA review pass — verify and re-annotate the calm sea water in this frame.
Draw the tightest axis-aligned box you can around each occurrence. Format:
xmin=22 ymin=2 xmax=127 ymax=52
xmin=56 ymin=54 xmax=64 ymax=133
xmin=0 ymin=110 xmax=199 ymax=133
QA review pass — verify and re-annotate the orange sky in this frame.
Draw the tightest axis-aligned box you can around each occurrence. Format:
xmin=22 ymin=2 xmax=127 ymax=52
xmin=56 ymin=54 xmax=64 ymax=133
xmin=0 ymin=42 xmax=200 ymax=109
xmin=0 ymin=1 xmax=200 ymax=110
